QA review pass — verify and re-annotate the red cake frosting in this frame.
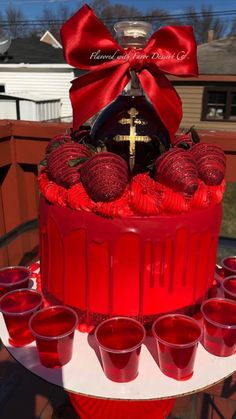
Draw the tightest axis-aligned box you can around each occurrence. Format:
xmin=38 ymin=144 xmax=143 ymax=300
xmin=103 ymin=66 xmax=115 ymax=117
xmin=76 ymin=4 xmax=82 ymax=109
xmin=38 ymin=165 xmax=225 ymax=218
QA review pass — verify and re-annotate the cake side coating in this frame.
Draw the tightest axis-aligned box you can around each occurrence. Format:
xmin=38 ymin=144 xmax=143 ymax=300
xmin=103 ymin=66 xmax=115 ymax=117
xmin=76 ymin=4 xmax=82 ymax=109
xmin=40 ymin=196 xmax=222 ymax=325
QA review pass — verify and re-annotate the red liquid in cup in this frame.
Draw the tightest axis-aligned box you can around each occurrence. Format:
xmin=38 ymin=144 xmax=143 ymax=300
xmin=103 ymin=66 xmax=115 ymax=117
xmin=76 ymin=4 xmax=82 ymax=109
xmin=153 ymin=315 xmax=202 ymax=380
xmin=222 ymin=277 xmax=236 ymax=301
xmin=95 ymin=317 xmax=145 ymax=382
xmin=0 ymin=267 xmax=30 ymax=297
xmin=222 ymin=257 xmax=236 ymax=277
xmin=0 ymin=289 xmax=42 ymax=346
xmin=30 ymin=306 xmax=78 ymax=368
xmin=201 ymin=298 xmax=236 ymax=357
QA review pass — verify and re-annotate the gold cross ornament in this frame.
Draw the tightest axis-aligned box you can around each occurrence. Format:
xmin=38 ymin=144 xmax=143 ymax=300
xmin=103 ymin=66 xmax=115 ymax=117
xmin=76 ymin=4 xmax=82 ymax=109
xmin=115 ymin=107 xmax=151 ymax=170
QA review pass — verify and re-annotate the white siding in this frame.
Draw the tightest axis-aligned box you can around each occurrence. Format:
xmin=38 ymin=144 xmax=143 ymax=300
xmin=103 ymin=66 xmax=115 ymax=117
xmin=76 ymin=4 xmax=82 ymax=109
xmin=0 ymin=99 xmax=17 ymax=119
xmin=0 ymin=67 xmax=74 ymax=118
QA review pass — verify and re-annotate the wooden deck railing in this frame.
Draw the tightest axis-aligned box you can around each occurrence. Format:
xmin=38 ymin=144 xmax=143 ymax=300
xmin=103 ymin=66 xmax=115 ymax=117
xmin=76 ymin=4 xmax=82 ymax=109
xmin=0 ymin=120 xmax=70 ymax=266
xmin=0 ymin=119 xmax=236 ymax=267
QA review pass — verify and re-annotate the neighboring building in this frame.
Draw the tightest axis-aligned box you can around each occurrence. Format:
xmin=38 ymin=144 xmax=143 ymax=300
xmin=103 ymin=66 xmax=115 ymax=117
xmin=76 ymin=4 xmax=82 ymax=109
xmin=0 ymin=92 xmax=61 ymax=121
xmin=172 ymin=36 xmax=236 ymax=132
xmin=1 ymin=34 xmax=236 ymax=131
xmin=40 ymin=30 xmax=62 ymax=49
xmin=0 ymin=37 xmax=74 ymax=121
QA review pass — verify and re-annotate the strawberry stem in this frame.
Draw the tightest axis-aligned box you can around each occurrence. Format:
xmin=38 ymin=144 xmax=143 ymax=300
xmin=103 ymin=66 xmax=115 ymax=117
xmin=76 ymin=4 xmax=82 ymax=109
xmin=68 ymin=157 xmax=88 ymax=167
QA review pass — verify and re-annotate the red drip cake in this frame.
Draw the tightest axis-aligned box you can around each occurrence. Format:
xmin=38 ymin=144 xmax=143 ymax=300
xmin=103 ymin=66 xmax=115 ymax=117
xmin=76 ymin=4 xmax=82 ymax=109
xmin=38 ymin=9 xmax=226 ymax=328
xmin=38 ymin=138 xmax=226 ymax=326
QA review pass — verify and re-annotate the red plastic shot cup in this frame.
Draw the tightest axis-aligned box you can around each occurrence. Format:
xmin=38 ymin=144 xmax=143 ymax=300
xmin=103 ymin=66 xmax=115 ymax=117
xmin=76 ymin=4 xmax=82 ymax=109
xmin=201 ymin=298 xmax=236 ymax=357
xmin=152 ymin=314 xmax=202 ymax=381
xmin=29 ymin=305 xmax=78 ymax=368
xmin=95 ymin=317 xmax=146 ymax=383
xmin=221 ymin=256 xmax=236 ymax=277
xmin=222 ymin=276 xmax=236 ymax=301
xmin=0 ymin=266 xmax=31 ymax=297
xmin=0 ymin=288 xmax=43 ymax=347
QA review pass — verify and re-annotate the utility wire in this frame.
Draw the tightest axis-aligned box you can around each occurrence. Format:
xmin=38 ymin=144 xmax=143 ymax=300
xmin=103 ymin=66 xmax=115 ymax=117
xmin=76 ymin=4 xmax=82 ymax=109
xmin=1 ymin=9 xmax=236 ymax=25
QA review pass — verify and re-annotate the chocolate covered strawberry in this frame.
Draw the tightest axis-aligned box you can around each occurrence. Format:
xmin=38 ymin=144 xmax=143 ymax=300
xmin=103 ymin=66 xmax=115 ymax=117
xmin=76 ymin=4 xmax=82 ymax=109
xmin=190 ymin=143 xmax=226 ymax=186
xmin=155 ymin=148 xmax=198 ymax=195
xmin=46 ymin=134 xmax=72 ymax=155
xmin=80 ymin=152 xmax=129 ymax=202
xmin=47 ymin=142 xmax=92 ymax=188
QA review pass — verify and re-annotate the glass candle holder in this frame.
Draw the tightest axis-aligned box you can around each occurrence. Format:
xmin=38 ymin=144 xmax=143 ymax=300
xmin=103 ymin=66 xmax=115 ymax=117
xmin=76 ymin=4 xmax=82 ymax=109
xmin=152 ymin=314 xmax=202 ymax=380
xmin=29 ymin=305 xmax=78 ymax=368
xmin=222 ymin=276 xmax=236 ymax=301
xmin=0 ymin=288 xmax=43 ymax=346
xmin=221 ymin=256 xmax=236 ymax=277
xmin=201 ymin=298 xmax=236 ymax=357
xmin=95 ymin=316 xmax=146 ymax=382
xmin=0 ymin=266 xmax=30 ymax=297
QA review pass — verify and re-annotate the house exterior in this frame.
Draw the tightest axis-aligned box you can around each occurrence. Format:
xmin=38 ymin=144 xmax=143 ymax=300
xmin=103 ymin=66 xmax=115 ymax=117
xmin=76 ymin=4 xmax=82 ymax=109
xmin=0 ymin=92 xmax=61 ymax=121
xmin=0 ymin=34 xmax=235 ymax=131
xmin=0 ymin=37 xmax=74 ymax=120
xmin=172 ymin=36 xmax=236 ymax=132
xmin=40 ymin=30 xmax=62 ymax=49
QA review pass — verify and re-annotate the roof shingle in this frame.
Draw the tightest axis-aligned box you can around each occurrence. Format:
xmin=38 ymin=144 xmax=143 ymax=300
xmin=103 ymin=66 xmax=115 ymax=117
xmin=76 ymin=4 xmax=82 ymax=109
xmin=1 ymin=37 xmax=65 ymax=64
xmin=198 ymin=36 xmax=236 ymax=75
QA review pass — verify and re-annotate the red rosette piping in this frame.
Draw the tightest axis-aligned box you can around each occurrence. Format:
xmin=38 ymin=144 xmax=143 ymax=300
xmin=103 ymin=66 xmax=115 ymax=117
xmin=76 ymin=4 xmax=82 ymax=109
xmin=68 ymin=183 xmax=95 ymax=211
xmin=161 ymin=187 xmax=189 ymax=213
xmin=130 ymin=174 xmax=163 ymax=216
xmin=190 ymin=181 xmax=210 ymax=209
xmin=95 ymin=188 xmax=133 ymax=218
xmin=38 ymin=170 xmax=67 ymax=206
xmin=208 ymin=179 xmax=226 ymax=204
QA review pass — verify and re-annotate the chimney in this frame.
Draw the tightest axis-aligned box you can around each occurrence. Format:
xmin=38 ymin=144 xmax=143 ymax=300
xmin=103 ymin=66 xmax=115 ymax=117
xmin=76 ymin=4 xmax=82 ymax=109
xmin=207 ymin=29 xmax=214 ymax=43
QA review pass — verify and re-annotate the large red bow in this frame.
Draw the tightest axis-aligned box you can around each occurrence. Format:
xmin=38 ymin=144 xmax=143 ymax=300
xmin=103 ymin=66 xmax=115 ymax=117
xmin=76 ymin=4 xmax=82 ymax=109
xmin=61 ymin=5 xmax=198 ymax=137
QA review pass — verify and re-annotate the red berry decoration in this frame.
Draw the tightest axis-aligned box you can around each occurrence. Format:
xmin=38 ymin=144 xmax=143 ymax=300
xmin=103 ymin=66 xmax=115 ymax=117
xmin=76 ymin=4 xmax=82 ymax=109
xmin=47 ymin=142 xmax=92 ymax=188
xmin=80 ymin=152 xmax=129 ymax=202
xmin=46 ymin=134 xmax=72 ymax=155
xmin=190 ymin=143 xmax=226 ymax=186
xmin=155 ymin=148 xmax=198 ymax=195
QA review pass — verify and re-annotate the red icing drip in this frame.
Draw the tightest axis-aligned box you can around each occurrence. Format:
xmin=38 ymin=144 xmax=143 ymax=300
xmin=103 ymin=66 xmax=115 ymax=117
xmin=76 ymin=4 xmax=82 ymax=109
xmin=39 ymin=197 xmax=222 ymax=323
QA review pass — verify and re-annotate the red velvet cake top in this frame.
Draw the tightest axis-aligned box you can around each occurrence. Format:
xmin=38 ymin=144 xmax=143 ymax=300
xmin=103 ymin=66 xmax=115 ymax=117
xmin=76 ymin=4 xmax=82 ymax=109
xmin=38 ymin=153 xmax=225 ymax=218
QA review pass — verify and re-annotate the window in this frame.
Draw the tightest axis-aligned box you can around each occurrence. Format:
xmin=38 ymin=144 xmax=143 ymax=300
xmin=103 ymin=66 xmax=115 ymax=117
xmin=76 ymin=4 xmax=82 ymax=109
xmin=0 ymin=85 xmax=5 ymax=92
xmin=202 ymin=87 xmax=236 ymax=121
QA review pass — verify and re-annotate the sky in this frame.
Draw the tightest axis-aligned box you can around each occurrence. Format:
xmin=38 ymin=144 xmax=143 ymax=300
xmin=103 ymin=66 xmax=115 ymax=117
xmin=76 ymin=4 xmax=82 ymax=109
xmin=0 ymin=0 xmax=236 ymax=20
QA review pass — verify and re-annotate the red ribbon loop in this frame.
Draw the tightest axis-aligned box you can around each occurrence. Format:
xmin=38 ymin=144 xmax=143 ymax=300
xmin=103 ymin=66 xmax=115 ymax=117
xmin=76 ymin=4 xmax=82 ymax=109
xmin=61 ymin=5 xmax=198 ymax=138
xmin=126 ymin=48 xmax=147 ymax=72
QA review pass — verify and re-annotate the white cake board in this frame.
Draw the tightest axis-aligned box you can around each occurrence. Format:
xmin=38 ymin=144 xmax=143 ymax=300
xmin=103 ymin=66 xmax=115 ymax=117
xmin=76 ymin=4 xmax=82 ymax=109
xmin=0 ymin=313 xmax=235 ymax=400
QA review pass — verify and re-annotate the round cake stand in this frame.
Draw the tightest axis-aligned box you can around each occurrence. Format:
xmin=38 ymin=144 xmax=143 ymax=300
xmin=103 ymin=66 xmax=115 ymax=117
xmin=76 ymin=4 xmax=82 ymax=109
xmin=0 ymin=313 xmax=235 ymax=401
